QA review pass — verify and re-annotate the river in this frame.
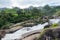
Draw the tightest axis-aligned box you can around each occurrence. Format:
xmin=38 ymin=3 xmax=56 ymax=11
xmin=2 ymin=19 xmax=60 ymax=40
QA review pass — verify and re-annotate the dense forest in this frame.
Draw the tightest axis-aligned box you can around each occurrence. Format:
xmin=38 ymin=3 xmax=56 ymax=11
xmin=0 ymin=5 xmax=60 ymax=29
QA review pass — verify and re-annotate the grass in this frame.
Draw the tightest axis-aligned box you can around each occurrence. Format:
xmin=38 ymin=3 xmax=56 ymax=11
xmin=50 ymin=23 xmax=58 ymax=28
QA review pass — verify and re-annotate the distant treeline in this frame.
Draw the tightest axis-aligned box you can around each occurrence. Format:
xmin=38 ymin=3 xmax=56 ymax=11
xmin=0 ymin=5 xmax=60 ymax=29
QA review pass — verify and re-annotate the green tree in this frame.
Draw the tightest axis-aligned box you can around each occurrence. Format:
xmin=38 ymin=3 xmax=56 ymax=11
xmin=55 ymin=10 xmax=60 ymax=16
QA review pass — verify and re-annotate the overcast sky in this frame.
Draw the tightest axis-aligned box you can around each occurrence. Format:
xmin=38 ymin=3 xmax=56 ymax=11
xmin=0 ymin=0 xmax=60 ymax=8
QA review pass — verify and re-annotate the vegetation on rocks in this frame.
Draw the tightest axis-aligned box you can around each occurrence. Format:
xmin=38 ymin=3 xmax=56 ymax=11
xmin=51 ymin=23 xmax=58 ymax=28
xmin=37 ymin=27 xmax=60 ymax=40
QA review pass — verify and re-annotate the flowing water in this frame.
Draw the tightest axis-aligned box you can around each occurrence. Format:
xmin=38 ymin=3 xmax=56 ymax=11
xmin=2 ymin=19 xmax=60 ymax=40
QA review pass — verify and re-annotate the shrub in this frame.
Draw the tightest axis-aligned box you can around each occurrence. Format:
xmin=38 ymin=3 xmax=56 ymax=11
xmin=51 ymin=23 xmax=58 ymax=28
xmin=1 ymin=23 xmax=14 ymax=29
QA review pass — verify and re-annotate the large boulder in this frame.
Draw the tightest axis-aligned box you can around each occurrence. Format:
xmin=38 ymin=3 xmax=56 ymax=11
xmin=37 ymin=27 xmax=60 ymax=40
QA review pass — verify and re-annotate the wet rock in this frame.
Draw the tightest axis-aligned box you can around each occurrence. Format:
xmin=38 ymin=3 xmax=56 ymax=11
xmin=0 ymin=30 xmax=6 ymax=40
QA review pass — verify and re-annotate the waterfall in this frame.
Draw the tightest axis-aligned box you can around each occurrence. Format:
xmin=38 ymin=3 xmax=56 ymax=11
xmin=2 ymin=19 xmax=60 ymax=40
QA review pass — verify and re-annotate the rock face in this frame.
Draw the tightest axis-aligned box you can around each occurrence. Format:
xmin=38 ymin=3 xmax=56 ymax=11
xmin=37 ymin=27 xmax=60 ymax=40
xmin=22 ymin=23 xmax=36 ymax=27
xmin=0 ymin=30 xmax=6 ymax=40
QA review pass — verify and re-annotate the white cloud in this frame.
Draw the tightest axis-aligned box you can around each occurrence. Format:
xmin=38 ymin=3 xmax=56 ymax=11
xmin=10 ymin=0 xmax=31 ymax=8
xmin=0 ymin=0 xmax=60 ymax=8
xmin=10 ymin=0 xmax=19 ymax=7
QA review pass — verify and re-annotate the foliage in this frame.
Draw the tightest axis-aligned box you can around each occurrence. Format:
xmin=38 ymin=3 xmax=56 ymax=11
xmin=0 ymin=5 xmax=60 ymax=29
xmin=55 ymin=10 xmax=60 ymax=16
xmin=51 ymin=23 xmax=58 ymax=28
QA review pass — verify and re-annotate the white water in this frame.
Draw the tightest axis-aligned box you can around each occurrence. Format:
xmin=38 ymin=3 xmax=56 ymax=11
xmin=2 ymin=19 xmax=60 ymax=40
xmin=49 ymin=19 xmax=60 ymax=24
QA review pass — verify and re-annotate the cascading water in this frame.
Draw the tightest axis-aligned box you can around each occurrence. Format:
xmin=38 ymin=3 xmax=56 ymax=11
xmin=2 ymin=19 xmax=60 ymax=40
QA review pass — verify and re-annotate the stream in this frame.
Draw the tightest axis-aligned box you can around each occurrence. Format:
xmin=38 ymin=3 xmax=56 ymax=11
xmin=2 ymin=19 xmax=60 ymax=40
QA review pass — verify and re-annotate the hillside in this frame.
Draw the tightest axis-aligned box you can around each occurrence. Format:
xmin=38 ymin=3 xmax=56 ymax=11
xmin=0 ymin=5 xmax=60 ymax=29
xmin=1 ymin=5 xmax=60 ymax=40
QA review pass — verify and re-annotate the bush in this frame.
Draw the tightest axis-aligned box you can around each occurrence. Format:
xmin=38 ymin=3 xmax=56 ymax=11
xmin=51 ymin=23 xmax=58 ymax=28
xmin=1 ymin=23 xmax=14 ymax=29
